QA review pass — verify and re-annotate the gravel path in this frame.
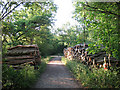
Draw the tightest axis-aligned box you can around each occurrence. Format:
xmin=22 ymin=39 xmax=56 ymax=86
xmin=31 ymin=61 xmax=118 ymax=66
xmin=33 ymin=56 xmax=82 ymax=88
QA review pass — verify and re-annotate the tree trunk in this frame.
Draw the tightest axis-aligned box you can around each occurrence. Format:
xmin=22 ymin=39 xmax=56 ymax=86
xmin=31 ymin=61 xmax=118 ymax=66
xmin=108 ymin=53 xmax=111 ymax=67
xmin=30 ymin=38 xmax=33 ymax=45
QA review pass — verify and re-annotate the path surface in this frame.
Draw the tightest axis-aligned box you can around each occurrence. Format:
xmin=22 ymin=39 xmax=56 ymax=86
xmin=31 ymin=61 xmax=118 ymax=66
xmin=33 ymin=56 xmax=81 ymax=88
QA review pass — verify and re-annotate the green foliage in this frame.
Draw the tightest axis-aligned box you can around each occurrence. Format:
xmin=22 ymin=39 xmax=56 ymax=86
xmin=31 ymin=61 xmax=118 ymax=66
xmin=2 ymin=1 xmax=65 ymax=56
xmin=62 ymin=57 xmax=120 ymax=88
xmin=2 ymin=64 xmax=36 ymax=89
xmin=73 ymin=2 xmax=120 ymax=59
xmin=2 ymin=56 xmax=51 ymax=89
xmin=41 ymin=56 xmax=53 ymax=64
xmin=55 ymin=23 xmax=87 ymax=47
xmin=2 ymin=2 xmax=57 ymax=46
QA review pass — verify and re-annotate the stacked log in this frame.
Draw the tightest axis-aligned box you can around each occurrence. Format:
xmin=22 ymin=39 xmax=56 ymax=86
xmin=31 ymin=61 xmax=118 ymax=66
xmin=5 ymin=45 xmax=41 ymax=66
xmin=63 ymin=43 xmax=120 ymax=68
xmin=63 ymin=47 xmax=74 ymax=60
xmin=63 ymin=48 xmax=68 ymax=58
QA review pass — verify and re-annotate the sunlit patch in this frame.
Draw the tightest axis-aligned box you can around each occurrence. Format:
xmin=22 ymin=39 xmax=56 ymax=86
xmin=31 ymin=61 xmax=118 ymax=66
xmin=50 ymin=56 xmax=61 ymax=57
xmin=48 ymin=61 xmax=64 ymax=65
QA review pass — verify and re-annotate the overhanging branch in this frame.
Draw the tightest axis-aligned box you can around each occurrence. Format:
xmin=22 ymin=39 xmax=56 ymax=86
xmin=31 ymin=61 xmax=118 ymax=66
xmin=0 ymin=2 xmax=23 ymax=20
xmin=1 ymin=2 xmax=9 ymax=14
xmin=83 ymin=3 xmax=120 ymax=17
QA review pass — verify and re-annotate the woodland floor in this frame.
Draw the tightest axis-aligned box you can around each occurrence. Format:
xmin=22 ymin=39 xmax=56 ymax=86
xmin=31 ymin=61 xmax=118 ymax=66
xmin=32 ymin=56 xmax=82 ymax=88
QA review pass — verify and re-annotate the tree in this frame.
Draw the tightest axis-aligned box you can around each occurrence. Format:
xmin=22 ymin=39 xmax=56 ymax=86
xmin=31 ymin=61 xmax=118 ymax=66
xmin=2 ymin=2 xmax=57 ymax=44
xmin=55 ymin=22 xmax=85 ymax=47
xmin=2 ymin=2 xmax=58 ymax=56
xmin=73 ymin=2 xmax=120 ymax=60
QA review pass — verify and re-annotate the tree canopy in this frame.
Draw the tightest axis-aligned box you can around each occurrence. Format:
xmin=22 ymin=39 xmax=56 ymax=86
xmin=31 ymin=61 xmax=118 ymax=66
xmin=2 ymin=1 xmax=65 ymax=56
xmin=73 ymin=2 xmax=120 ymax=59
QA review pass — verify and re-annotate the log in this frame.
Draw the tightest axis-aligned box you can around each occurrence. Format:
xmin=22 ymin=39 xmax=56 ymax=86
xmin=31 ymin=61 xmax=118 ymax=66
xmin=109 ymin=59 xmax=120 ymax=63
xmin=6 ymin=51 xmax=39 ymax=57
xmin=94 ymin=56 xmax=107 ymax=61
xmin=5 ymin=55 xmax=34 ymax=61
xmin=5 ymin=44 xmax=41 ymax=66
xmin=7 ymin=50 xmax=34 ymax=55
xmin=90 ymin=52 xmax=106 ymax=59
xmin=8 ymin=48 xmax=37 ymax=52
xmin=94 ymin=58 xmax=120 ymax=64
xmin=8 ymin=44 xmax=38 ymax=50
xmin=5 ymin=59 xmax=34 ymax=65
xmin=96 ymin=60 xmax=105 ymax=63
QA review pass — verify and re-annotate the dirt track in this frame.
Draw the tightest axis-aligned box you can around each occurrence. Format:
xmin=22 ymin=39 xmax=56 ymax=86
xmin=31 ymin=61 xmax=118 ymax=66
xmin=33 ymin=56 xmax=82 ymax=88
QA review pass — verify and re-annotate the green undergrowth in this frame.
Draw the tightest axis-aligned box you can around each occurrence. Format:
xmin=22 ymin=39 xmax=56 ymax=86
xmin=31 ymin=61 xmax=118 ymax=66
xmin=2 ymin=56 xmax=52 ymax=90
xmin=62 ymin=57 xmax=120 ymax=88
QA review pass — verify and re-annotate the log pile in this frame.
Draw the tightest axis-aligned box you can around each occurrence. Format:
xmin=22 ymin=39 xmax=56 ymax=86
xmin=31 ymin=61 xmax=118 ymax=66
xmin=63 ymin=43 xmax=120 ymax=69
xmin=5 ymin=45 xmax=41 ymax=67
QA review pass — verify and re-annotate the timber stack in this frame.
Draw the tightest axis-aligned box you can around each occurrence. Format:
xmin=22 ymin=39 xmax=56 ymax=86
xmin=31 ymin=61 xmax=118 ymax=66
xmin=63 ymin=43 xmax=120 ymax=69
xmin=5 ymin=45 xmax=41 ymax=69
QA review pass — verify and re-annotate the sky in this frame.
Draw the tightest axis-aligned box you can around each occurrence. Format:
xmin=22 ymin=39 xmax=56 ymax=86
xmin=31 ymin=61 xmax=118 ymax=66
xmin=53 ymin=0 xmax=79 ymax=29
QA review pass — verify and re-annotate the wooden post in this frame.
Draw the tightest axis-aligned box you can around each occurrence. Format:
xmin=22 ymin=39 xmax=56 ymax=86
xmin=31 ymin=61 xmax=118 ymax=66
xmin=104 ymin=57 xmax=106 ymax=63
xmin=89 ymin=57 xmax=91 ymax=62
xmin=103 ymin=57 xmax=108 ymax=70
xmin=108 ymin=54 xmax=111 ymax=67
xmin=93 ymin=59 xmax=96 ymax=68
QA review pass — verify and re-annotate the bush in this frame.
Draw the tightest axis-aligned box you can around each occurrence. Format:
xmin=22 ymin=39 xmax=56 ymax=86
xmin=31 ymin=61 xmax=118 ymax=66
xmin=2 ymin=57 xmax=51 ymax=90
xmin=62 ymin=57 xmax=120 ymax=88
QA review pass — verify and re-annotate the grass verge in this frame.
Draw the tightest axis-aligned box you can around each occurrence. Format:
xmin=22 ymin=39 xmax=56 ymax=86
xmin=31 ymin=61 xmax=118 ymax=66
xmin=62 ymin=57 xmax=120 ymax=88
xmin=2 ymin=56 xmax=52 ymax=90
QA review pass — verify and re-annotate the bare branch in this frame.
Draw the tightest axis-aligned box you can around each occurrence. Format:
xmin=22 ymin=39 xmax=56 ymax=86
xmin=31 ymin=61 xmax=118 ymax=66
xmin=1 ymin=2 xmax=9 ymax=14
xmin=0 ymin=2 xmax=23 ymax=20
xmin=16 ymin=33 xmax=25 ymax=40
xmin=1 ymin=2 xmax=11 ymax=18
